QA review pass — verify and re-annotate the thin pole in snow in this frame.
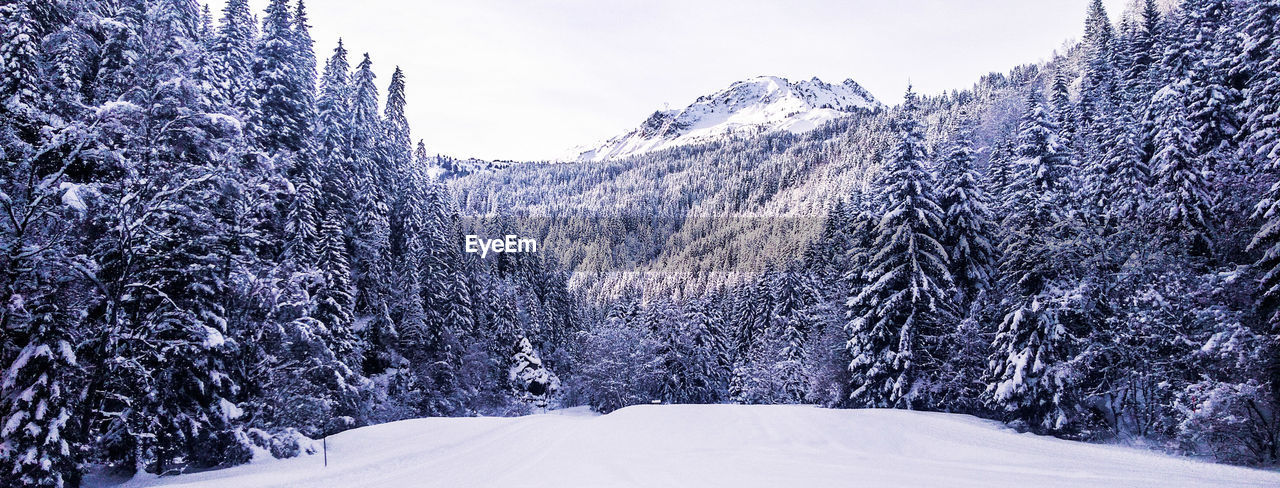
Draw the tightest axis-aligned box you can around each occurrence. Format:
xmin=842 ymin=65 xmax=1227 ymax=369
xmin=323 ymin=437 xmax=328 ymax=467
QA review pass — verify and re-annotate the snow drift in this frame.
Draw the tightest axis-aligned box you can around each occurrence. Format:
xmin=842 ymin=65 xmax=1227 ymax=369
xmin=112 ymin=404 xmax=1279 ymax=487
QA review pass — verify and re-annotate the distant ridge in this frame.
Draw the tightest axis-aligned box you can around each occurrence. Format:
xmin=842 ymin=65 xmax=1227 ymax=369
xmin=563 ymin=75 xmax=881 ymax=162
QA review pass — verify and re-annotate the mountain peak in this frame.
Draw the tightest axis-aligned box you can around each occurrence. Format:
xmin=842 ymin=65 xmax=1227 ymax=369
xmin=564 ymin=75 xmax=880 ymax=162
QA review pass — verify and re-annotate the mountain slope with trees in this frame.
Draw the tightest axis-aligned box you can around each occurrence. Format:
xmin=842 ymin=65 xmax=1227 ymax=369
xmin=459 ymin=0 xmax=1280 ymax=467
xmin=3 ymin=1 xmax=1280 ymax=486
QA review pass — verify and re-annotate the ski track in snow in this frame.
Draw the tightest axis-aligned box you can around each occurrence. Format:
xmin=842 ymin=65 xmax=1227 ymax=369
xmin=111 ymin=404 xmax=1280 ymax=488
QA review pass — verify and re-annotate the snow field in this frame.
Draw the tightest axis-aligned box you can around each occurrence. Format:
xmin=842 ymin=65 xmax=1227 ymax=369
xmin=116 ymin=404 xmax=1280 ymax=487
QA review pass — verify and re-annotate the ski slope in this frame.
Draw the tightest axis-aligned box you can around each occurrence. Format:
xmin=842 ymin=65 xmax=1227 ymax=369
xmin=114 ymin=404 xmax=1280 ymax=487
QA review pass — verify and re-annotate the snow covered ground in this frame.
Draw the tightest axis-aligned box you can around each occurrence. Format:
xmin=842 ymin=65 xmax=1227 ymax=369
xmin=110 ymin=404 xmax=1280 ymax=487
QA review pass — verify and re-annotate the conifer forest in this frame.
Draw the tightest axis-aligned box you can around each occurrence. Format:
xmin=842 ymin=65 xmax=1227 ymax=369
xmin=3 ymin=0 xmax=1280 ymax=486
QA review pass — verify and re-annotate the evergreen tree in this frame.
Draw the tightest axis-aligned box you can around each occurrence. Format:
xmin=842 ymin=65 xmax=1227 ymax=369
xmin=252 ymin=0 xmax=311 ymax=158
xmin=985 ymin=141 xmax=1016 ymax=214
xmin=771 ymin=265 xmax=812 ymax=325
xmin=653 ymin=300 xmax=713 ymax=404
xmin=1237 ymin=0 xmax=1280 ymax=163
xmin=509 ymin=337 xmax=560 ymax=410
xmin=0 ymin=0 xmax=42 ymax=121
xmin=352 ymin=186 xmax=392 ymax=316
xmin=347 ymin=53 xmax=392 ymax=322
xmin=315 ymin=40 xmax=351 ymax=157
xmin=1181 ymin=0 xmax=1239 ymax=164
xmin=315 ymin=210 xmax=357 ymax=364
xmin=987 ymin=86 xmax=1074 ymax=432
xmin=0 ymin=7 xmax=86 ymax=466
xmin=88 ymin=0 xmax=146 ymax=104
xmin=292 ymin=0 xmax=316 ymax=109
xmin=937 ymin=122 xmax=996 ymax=305
xmin=1123 ymin=0 xmax=1161 ymax=100
xmin=314 ymin=39 xmax=354 ymax=213
xmin=350 ymin=52 xmax=382 ymax=176
xmin=1150 ymin=82 xmax=1214 ymax=256
xmin=383 ymin=66 xmax=411 ymax=170
xmin=1250 ymin=1 xmax=1280 ymax=335
xmin=1 ymin=303 xmax=78 ymax=488
xmin=0 ymin=5 xmax=90 ymax=483
xmin=1050 ymin=72 xmax=1076 ymax=152
xmin=284 ymin=164 xmax=322 ymax=269
xmin=82 ymin=0 xmax=256 ymax=473
xmin=773 ymin=267 xmax=816 ymax=403
xmin=1079 ymin=0 xmax=1117 ymax=132
xmin=44 ymin=5 xmax=93 ymax=107
xmin=732 ymin=273 xmax=773 ymax=365
xmin=1097 ymin=107 xmax=1151 ymax=225
xmin=212 ymin=0 xmax=255 ymax=115
xmin=846 ymin=87 xmax=952 ymax=409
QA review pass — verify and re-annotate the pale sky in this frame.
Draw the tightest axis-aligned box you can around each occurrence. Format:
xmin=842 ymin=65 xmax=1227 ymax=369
xmin=213 ymin=0 xmax=1130 ymax=161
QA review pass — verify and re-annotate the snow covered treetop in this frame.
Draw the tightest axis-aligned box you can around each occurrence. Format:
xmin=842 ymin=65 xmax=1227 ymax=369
xmin=564 ymin=75 xmax=881 ymax=162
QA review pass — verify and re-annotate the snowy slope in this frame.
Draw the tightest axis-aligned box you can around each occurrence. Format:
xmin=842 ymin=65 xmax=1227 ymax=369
xmin=565 ymin=76 xmax=880 ymax=162
xmin=111 ymin=404 xmax=1280 ymax=488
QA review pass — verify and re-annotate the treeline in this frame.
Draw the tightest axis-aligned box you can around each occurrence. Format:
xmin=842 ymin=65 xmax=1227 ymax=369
xmin=561 ymin=0 xmax=1280 ymax=466
xmin=0 ymin=0 xmax=576 ymax=485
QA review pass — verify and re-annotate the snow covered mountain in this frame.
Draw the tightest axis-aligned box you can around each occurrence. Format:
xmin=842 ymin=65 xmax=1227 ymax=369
xmin=564 ymin=75 xmax=881 ymax=162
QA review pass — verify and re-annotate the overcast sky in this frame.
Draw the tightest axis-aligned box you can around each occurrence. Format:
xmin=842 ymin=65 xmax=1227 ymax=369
xmin=213 ymin=0 xmax=1131 ymax=161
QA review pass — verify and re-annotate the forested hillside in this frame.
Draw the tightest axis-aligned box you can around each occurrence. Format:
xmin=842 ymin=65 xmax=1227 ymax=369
xmin=462 ymin=0 xmax=1280 ymax=467
xmin=3 ymin=0 xmax=1280 ymax=486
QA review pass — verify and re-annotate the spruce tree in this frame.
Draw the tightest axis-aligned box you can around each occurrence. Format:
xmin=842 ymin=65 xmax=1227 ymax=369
xmin=314 ymin=40 xmax=354 ymax=213
xmin=1237 ymin=0 xmax=1280 ymax=163
xmin=1 ymin=303 xmax=78 ymax=488
xmin=1079 ymin=0 xmax=1117 ymax=132
xmin=252 ymin=0 xmax=311 ymax=158
xmin=383 ymin=66 xmax=411 ymax=170
xmin=284 ymin=164 xmax=322 ymax=269
xmin=1050 ymin=72 xmax=1075 ymax=152
xmin=212 ymin=0 xmax=255 ymax=115
xmin=733 ymin=272 xmax=773 ymax=365
xmin=1247 ymin=0 xmax=1280 ymax=329
xmin=1123 ymin=0 xmax=1161 ymax=100
xmin=1150 ymin=82 xmax=1214 ymax=256
xmin=1182 ymin=0 xmax=1239 ymax=163
xmin=316 ymin=210 xmax=358 ymax=365
xmin=352 ymin=186 xmax=392 ymax=316
xmin=654 ymin=300 xmax=714 ymax=404
xmin=0 ymin=5 xmax=90 ymax=482
xmin=846 ymin=87 xmax=952 ymax=409
xmin=984 ymin=141 xmax=1016 ymax=215
xmin=82 ymin=0 xmax=256 ymax=472
xmin=45 ymin=5 xmax=93 ymax=107
xmin=937 ymin=123 xmax=996 ymax=305
xmin=1098 ymin=107 xmax=1150 ymax=225
xmin=987 ymin=86 xmax=1074 ymax=432
xmin=0 ymin=1 xmax=41 ymax=120
xmin=88 ymin=0 xmax=145 ymax=103
xmin=292 ymin=0 xmax=317 ymax=108
xmin=1253 ymin=174 xmax=1280 ymax=328
xmin=348 ymin=53 xmax=392 ymax=322
xmin=773 ymin=267 xmax=816 ymax=403
xmin=350 ymin=52 xmax=383 ymax=178
xmin=315 ymin=40 xmax=352 ymax=157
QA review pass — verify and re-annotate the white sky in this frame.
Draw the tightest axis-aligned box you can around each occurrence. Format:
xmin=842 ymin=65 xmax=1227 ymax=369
xmin=214 ymin=0 xmax=1130 ymax=161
